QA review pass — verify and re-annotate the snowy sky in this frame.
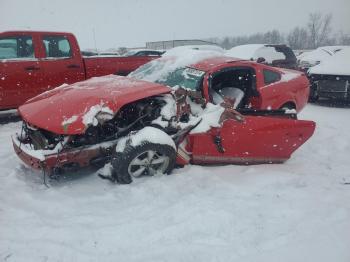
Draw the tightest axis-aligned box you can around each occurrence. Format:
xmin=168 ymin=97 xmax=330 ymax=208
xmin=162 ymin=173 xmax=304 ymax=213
xmin=0 ymin=0 xmax=349 ymax=50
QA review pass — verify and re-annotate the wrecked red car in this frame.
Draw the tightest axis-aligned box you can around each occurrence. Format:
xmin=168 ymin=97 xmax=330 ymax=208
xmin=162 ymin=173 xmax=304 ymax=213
xmin=13 ymin=55 xmax=315 ymax=183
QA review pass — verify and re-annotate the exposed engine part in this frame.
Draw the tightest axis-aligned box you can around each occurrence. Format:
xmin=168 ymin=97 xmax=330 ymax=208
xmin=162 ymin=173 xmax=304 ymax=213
xmin=19 ymin=121 xmax=65 ymax=150
xmin=18 ymin=97 xmax=168 ymax=152
xmin=69 ymin=98 xmax=166 ymax=147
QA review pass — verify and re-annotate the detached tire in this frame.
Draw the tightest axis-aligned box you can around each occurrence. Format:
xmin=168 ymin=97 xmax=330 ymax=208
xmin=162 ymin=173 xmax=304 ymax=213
xmin=112 ymin=142 xmax=176 ymax=184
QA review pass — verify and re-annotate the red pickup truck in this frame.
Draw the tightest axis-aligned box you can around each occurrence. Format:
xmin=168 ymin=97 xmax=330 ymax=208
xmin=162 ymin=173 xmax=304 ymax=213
xmin=0 ymin=31 xmax=159 ymax=110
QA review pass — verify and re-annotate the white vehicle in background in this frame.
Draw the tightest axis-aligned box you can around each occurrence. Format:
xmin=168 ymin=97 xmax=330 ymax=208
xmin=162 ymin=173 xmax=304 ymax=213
xmin=297 ymin=46 xmax=348 ymax=71
xmin=124 ymin=49 xmax=165 ymax=57
xmin=226 ymin=44 xmax=297 ymax=69
xmin=163 ymin=45 xmax=225 ymax=55
xmin=308 ymin=47 xmax=350 ymax=102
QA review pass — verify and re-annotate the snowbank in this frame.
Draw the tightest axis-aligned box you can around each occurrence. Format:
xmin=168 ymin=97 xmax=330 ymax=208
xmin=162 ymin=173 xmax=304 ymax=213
xmin=1 ymin=104 xmax=350 ymax=262
xmin=0 ymin=48 xmax=349 ymax=258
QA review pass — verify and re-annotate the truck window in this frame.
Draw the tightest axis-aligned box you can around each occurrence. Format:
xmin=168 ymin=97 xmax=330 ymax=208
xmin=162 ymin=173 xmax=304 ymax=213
xmin=0 ymin=36 xmax=34 ymax=59
xmin=263 ymin=69 xmax=281 ymax=85
xmin=42 ymin=36 xmax=72 ymax=58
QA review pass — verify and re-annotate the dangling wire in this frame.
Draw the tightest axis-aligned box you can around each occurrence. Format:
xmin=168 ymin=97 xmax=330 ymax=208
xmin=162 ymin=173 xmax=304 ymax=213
xmin=17 ymin=122 xmax=25 ymax=156
xmin=41 ymin=163 xmax=49 ymax=188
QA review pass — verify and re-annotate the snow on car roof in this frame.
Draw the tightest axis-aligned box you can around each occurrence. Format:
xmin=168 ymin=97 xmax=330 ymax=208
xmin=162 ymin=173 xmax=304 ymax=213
xmin=129 ymin=46 xmax=225 ymax=83
xmin=309 ymin=47 xmax=350 ymax=76
xmin=297 ymin=46 xmax=348 ymax=63
xmin=226 ymin=44 xmax=285 ymax=63
xmin=190 ymin=56 xmax=241 ymax=71
xmin=226 ymin=44 xmax=265 ymax=59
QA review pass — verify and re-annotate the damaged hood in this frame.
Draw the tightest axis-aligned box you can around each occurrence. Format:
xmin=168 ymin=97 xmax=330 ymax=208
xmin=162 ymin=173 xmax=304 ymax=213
xmin=19 ymin=75 xmax=171 ymax=135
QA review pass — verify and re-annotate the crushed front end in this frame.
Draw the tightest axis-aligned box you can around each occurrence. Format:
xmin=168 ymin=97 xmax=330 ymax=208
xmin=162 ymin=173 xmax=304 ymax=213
xmin=13 ymin=120 xmax=118 ymax=174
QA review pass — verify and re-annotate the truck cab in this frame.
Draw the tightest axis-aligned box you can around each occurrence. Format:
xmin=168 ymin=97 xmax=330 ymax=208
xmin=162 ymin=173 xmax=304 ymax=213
xmin=0 ymin=31 xmax=86 ymax=109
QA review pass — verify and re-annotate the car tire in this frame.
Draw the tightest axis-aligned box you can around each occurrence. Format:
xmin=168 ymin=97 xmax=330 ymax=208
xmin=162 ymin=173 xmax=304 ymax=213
xmin=280 ymin=103 xmax=296 ymax=111
xmin=309 ymin=94 xmax=319 ymax=103
xmin=309 ymin=83 xmax=319 ymax=103
xmin=111 ymin=141 xmax=176 ymax=184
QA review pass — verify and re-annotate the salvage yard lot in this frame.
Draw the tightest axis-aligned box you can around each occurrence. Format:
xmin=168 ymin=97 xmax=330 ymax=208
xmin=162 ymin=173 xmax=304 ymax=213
xmin=1 ymin=103 xmax=350 ymax=262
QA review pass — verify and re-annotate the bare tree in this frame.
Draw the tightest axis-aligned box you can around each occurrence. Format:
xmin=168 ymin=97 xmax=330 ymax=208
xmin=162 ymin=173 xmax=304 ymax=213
xmin=337 ymin=31 xmax=350 ymax=45
xmin=287 ymin=27 xmax=308 ymax=49
xmin=221 ymin=37 xmax=232 ymax=49
xmin=117 ymin=47 xmax=128 ymax=55
xmin=307 ymin=12 xmax=332 ymax=48
xmin=203 ymin=12 xmax=344 ymax=50
xmin=264 ymin=30 xmax=284 ymax=44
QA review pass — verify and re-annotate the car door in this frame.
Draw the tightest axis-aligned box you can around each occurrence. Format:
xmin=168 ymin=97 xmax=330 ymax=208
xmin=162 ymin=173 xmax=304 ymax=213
xmin=0 ymin=34 xmax=43 ymax=109
xmin=255 ymin=67 xmax=286 ymax=109
xmin=39 ymin=34 xmax=84 ymax=93
xmin=190 ymin=115 xmax=315 ymax=164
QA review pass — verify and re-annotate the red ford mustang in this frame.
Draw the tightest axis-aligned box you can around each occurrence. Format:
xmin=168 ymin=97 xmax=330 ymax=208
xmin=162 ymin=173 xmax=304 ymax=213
xmin=13 ymin=55 xmax=315 ymax=183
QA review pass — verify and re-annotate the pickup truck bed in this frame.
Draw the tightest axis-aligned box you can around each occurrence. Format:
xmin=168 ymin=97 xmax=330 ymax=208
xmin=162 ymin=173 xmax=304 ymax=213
xmin=83 ymin=56 xmax=152 ymax=79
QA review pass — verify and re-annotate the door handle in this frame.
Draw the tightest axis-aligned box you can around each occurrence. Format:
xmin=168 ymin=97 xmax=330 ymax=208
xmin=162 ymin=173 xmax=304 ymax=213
xmin=25 ymin=66 xmax=40 ymax=71
xmin=67 ymin=64 xmax=80 ymax=69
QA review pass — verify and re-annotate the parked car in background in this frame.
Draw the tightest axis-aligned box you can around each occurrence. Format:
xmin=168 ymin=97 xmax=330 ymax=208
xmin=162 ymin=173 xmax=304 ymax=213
xmin=124 ymin=49 xmax=165 ymax=57
xmin=0 ymin=31 xmax=158 ymax=110
xmin=297 ymin=46 xmax=348 ymax=72
xmin=226 ymin=44 xmax=297 ymax=69
xmin=308 ymin=47 xmax=350 ymax=102
xmin=81 ymin=50 xmax=99 ymax=57
xmin=164 ymin=45 xmax=225 ymax=54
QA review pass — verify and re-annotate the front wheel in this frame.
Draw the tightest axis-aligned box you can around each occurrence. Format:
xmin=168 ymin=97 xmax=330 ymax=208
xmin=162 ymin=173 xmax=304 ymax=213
xmin=309 ymin=83 xmax=319 ymax=103
xmin=112 ymin=142 xmax=176 ymax=184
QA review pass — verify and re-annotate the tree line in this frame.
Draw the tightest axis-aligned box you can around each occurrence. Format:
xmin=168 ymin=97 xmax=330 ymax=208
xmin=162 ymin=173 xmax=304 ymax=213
xmin=207 ymin=12 xmax=350 ymax=50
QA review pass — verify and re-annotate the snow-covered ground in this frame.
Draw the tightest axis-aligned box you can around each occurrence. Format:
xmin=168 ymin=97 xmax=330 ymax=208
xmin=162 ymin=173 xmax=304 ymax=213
xmin=1 ymin=103 xmax=350 ymax=262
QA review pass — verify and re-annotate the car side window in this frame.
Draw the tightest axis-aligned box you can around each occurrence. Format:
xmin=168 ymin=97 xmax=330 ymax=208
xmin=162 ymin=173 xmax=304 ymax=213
xmin=0 ymin=36 xmax=34 ymax=59
xmin=135 ymin=51 xmax=146 ymax=56
xmin=42 ymin=36 xmax=72 ymax=58
xmin=263 ymin=69 xmax=281 ymax=85
xmin=149 ymin=51 xmax=161 ymax=56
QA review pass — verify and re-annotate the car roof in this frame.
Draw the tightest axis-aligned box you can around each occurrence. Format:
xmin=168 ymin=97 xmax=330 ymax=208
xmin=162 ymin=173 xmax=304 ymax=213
xmin=189 ymin=56 xmax=247 ymax=71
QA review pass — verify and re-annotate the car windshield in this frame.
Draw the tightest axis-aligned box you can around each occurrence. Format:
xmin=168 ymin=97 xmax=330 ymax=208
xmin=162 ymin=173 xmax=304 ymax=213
xmin=129 ymin=59 xmax=205 ymax=91
xmin=157 ymin=67 xmax=205 ymax=91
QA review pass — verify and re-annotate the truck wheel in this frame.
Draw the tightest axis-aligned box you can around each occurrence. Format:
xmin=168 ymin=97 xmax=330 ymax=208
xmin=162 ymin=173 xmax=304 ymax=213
xmin=112 ymin=142 xmax=176 ymax=184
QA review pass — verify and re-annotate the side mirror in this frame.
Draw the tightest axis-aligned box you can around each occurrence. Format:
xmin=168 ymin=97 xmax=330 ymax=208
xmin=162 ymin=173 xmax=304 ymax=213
xmin=257 ymin=57 xmax=266 ymax=63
